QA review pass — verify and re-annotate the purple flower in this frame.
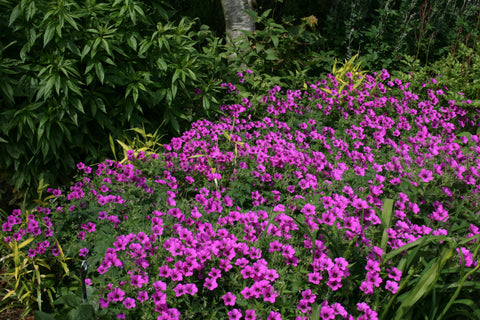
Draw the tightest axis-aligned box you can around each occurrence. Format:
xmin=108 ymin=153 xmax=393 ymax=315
xmin=123 ymin=297 xmax=136 ymax=309
xmin=221 ymin=292 xmax=237 ymax=306
xmin=107 ymin=288 xmax=125 ymax=302
xmin=385 ymin=280 xmax=399 ymax=294
xmin=79 ymin=247 xmax=89 ymax=257
xmin=137 ymin=291 xmax=148 ymax=303
xmin=418 ymin=169 xmax=433 ymax=183
xmin=227 ymin=308 xmax=242 ymax=320
xmin=267 ymin=311 xmax=282 ymax=320
xmin=320 ymin=305 xmax=335 ymax=320
xmin=245 ymin=309 xmax=257 ymax=320
xmin=387 ymin=267 xmax=402 ymax=281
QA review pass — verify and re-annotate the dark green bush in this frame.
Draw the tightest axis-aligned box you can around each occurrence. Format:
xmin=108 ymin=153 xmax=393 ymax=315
xmin=0 ymin=0 xmax=228 ymax=205
xmin=222 ymin=9 xmax=333 ymax=101
xmin=392 ymin=41 xmax=480 ymax=122
xmin=252 ymin=0 xmax=480 ymax=71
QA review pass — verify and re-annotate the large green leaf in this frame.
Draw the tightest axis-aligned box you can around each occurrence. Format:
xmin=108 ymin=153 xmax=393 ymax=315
xmin=395 ymin=245 xmax=455 ymax=320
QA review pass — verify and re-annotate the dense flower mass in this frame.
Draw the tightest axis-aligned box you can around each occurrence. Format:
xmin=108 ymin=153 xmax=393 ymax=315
xmin=2 ymin=70 xmax=480 ymax=319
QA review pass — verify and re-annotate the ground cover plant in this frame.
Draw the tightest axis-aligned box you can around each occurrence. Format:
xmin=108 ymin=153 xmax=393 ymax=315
xmin=1 ymin=69 xmax=480 ymax=319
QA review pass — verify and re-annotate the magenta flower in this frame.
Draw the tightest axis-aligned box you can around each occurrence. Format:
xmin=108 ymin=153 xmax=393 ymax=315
xmin=245 ymin=309 xmax=257 ymax=320
xmin=418 ymin=169 xmax=433 ymax=183
xmin=203 ymin=277 xmax=218 ymax=291
xmin=387 ymin=267 xmax=402 ymax=281
xmin=79 ymin=247 xmax=89 ymax=257
xmin=107 ymin=288 xmax=125 ymax=302
xmin=360 ymin=280 xmax=374 ymax=295
xmin=227 ymin=308 xmax=242 ymax=320
xmin=320 ymin=305 xmax=335 ymax=320
xmin=123 ymin=297 xmax=136 ymax=309
xmin=267 ymin=311 xmax=282 ymax=320
xmin=385 ymin=280 xmax=399 ymax=294
xmin=137 ymin=291 xmax=148 ymax=303
xmin=308 ymin=271 xmax=322 ymax=284
xmin=221 ymin=292 xmax=237 ymax=306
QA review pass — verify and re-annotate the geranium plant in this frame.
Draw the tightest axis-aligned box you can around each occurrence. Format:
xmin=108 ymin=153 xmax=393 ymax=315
xmin=2 ymin=69 xmax=480 ymax=320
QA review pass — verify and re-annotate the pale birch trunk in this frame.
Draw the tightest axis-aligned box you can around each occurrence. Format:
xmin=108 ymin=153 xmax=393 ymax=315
xmin=220 ymin=0 xmax=255 ymax=45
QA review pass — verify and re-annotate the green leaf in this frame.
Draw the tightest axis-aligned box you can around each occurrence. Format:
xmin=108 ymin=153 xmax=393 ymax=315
xmin=127 ymin=35 xmax=137 ymax=51
xmin=71 ymin=98 xmax=84 ymax=114
xmin=185 ymin=68 xmax=197 ymax=81
xmin=170 ymin=113 xmax=180 ymax=134
xmin=395 ymin=246 xmax=455 ymax=320
xmin=28 ymin=28 xmax=37 ymax=48
xmin=271 ymin=35 xmax=279 ymax=48
xmin=63 ymin=13 xmax=79 ymax=31
xmin=172 ymin=69 xmax=182 ymax=84
xmin=1 ymin=83 xmax=15 ymax=104
xmin=26 ymin=1 xmax=37 ymax=21
xmin=81 ymin=45 xmax=90 ymax=61
xmin=34 ymin=310 xmax=55 ymax=320
xmin=68 ymin=305 xmax=95 ymax=320
xmin=380 ymin=198 xmax=394 ymax=252
xmin=54 ymin=293 xmax=81 ymax=307
xmin=96 ymin=97 xmax=106 ymax=113
xmin=156 ymin=58 xmax=167 ymax=71
xmin=109 ymin=134 xmax=117 ymax=160
xmin=265 ymin=48 xmax=278 ymax=60
xmin=43 ymin=24 xmax=55 ymax=47
xmin=101 ymin=38 xmax=112 ymax=56
xmin=9 ymin=4 xmax=21 ymax=26
xmin=138 ymin=39 xmax=152 ymax=56
xmin=38 ymin=116 xmax=49 ymax=141
xmin=95 ymin=62 xmax=105 ymax=84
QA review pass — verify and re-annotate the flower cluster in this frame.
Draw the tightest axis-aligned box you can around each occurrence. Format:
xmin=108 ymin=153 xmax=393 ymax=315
xmin=2 ymin=69 xmax=480 ymax=319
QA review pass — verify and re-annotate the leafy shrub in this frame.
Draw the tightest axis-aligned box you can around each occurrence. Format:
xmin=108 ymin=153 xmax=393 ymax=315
xmin=224 ymin=9 xmax=331 ymax=93
xmin=392 ymin=40 xmax=480 ymax=126
xmin=2 ymin=69 xmax=480 ymax=319
xmin=259 ymin=0 xmax=480 ymax=70
xmin=0 ymin=0 xmax=228 ymax=205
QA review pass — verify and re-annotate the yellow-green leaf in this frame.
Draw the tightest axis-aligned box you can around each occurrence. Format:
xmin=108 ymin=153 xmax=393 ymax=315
xmin=18 ymin=237 xmax=35 ymax=250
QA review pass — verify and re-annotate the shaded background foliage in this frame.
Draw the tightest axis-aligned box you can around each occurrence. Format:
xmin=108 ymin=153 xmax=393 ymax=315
xmin=0 ymin=0 xmax=479 ymax=212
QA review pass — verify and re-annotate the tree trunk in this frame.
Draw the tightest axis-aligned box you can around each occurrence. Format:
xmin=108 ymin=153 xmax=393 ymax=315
xmin=220 ymin=0 xmax=255 ymax=43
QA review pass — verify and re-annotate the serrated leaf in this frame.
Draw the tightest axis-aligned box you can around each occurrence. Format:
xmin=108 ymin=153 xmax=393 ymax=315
xmin=271 ymin=35 xmax=279 ymax=47
xmin=138 ymin=40 xmax=152 ymax=56
xmin=81 ymin=45 xmax=90 ymax=61
xmin=9 ymin=4 xmax=21 ymax=26
xmin=28 ymin=28 xmax=37 ymax=48
xmin=156 ymin=58 xmax=167 ymax=71
xmin=71 ymin=99 xmax=84 ymax=113
xmin=265 ymin=48 xmax=278 ymax=60
xmin=95 ymin=62 xmax=104 ymax=84
xmin=25 ymin=1 xmax=37 ymax=21
xmin=127 ymin=35 xmax=137 ymax=51
xmin=44 ymin=24 xmax=55 ymax=47
xmin=64 ymin=13 xmax=79 ymax=31
xmin=172 ymin=69 xmax=182 ymax=84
